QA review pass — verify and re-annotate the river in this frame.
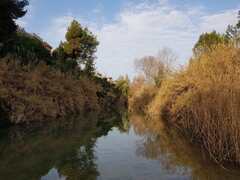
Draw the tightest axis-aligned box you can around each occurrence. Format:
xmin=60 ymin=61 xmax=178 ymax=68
xmin=0 ymin=113 xmax=239 ymax=180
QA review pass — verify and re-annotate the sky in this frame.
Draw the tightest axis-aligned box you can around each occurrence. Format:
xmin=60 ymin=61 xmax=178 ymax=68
xmin=18 ymin=0 xmax=240 ymax=79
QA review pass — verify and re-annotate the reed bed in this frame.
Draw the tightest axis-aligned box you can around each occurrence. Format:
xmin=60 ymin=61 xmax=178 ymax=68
xmin=147 ymin=45 xmax=240 ymax=164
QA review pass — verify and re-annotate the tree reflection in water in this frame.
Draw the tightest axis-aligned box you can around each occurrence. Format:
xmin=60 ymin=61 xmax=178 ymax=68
xmin=131 ymin=114 xmax=240 ymax=180
xmin=0 ymin=113 xmax=126 ymax=180
xmin=1 ymin=112 xmax=240 ymax=180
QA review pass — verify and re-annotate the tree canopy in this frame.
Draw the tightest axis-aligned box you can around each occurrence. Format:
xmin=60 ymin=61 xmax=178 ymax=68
xmin=193 ymin=31 xmax=228 ymax=57
xmin=115 ymin=75 xmax=130 ymax=97
xmin=62 ymin=20 xmax=99 ymax=74
xmin=135 ymin=48 xmax=176 ymax=86
xmin=0 ymin=0 xmax=29 ymax=43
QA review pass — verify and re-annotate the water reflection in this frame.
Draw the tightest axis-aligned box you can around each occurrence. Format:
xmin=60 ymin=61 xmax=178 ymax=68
xmin=0 ymin=113 xmax=126 ymax=180
xmin=0 ymin=112 xmax=240 ymax=179
xmin=131 ymin=114 xmax=240 ymax=180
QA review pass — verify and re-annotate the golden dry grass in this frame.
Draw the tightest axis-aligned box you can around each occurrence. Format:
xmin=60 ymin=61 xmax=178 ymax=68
xmin=147 ymin=45 xmax=240 ymax=164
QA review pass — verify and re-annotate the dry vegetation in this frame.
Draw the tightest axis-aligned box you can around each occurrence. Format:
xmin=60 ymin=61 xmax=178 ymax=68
xmin=129 ymin=84 xmax=157 ymax=115
xmin=129 ymin=48 xmax=175 ymax=115
xmin=130 ymin=45 xmax=240 ymax=165
xmin=0 ymin=59 xmax=125 ymax=126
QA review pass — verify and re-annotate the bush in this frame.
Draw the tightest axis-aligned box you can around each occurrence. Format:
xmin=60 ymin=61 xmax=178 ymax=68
xmin=129 ymin=83 xmax=157 ymax=114
xmin=0 ymin=58 xmax=125 ymax=125
xmin=0 ymin=29 xmax=52 ymax=65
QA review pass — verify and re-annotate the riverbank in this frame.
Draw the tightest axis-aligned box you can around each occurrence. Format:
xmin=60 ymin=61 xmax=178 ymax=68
xmin=0 ymin=59 xmax=127 ymax=127
xmin=0 ymin=6 xmax=128 ymax=128
xmin=130 ymin=45 xmax=240 ymax=165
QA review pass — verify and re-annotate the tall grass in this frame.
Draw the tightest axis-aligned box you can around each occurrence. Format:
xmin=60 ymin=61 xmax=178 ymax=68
xmin=146 ymin=45 xmax=240 ymax=165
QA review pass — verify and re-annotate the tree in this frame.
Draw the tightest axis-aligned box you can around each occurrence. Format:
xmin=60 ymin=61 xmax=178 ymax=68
xmin=52 ymin=42 xmax=78 ymax=73
xmin=135 ymin=48 xmax=176 ymax=86
xmin=52 ymin=42 xmax=66 ymax=60
xmin=63 ymin=20 xmax=99 ymax=75
xmin=115 ymin=75 xmax=130 ymax=97
xmin=225 ymin=10 xmax=240 ymax=47
xmin=193 ymin=31 xmax=228 ymax=56
xmin=0 ymin=0 xmax=29 ymax=43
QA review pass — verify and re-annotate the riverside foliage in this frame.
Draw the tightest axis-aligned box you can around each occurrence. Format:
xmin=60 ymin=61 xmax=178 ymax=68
xmin=0 ymin=0 xmax=127 ymax=126
xmin=130 ymin=13 xmax=240 ymax=165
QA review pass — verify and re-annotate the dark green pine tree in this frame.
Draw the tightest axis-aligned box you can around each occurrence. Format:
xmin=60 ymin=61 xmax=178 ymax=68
xmin=63 ymin=20 xmax=99 ymax=75
xmin=0 ymin=0 xmax=29 ymax=43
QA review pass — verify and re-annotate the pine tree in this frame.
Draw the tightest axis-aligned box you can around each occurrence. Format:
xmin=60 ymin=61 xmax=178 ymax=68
xmin=63 ymin=20 xmax=99 ymax=74
xmin=0 ymin=0 xmax=29 ymax=43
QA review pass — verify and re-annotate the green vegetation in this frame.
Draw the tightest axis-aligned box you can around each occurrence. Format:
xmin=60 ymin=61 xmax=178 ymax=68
xmin=0 ymin=29 xmax=52 ymax=65
xmin=64 ymin=20 xmax=98 ymax=74
xmin=115 ymin=75 xmax=130 ymax=97
xmin=51 ymin=20 xmax=99 ymax=76
xmin=0 ymin=0 xmax=127 ymax=127
xmin=193 ymin=31 xmax=228 ymax=57
xmin=130 ymin=12 xmax=240 ymax=165
xmin=3 ymin=0 xmax=240 ymax=169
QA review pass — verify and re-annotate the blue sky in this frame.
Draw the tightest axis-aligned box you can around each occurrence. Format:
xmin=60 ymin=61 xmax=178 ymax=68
xmin=19 ymin=0 xmax=240 ymax=79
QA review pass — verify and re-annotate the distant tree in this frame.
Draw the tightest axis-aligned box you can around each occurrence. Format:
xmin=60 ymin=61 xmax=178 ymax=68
xmin=225 ymin=10 xmax=240 ymax=47
xmin=0 ymin=0 xmax=29 ymax=43
xmin=63 ymin=20 xmax=99 ymax=75
xmin=135 ymin=48 xmax=176 ymax=86
xmin=135 ymin=55 xmax=157 ymax=84
xmin=115 ymin=75 xmax=130 ymax=97
xmin=193 ymin=31 xmax=228 ymax=56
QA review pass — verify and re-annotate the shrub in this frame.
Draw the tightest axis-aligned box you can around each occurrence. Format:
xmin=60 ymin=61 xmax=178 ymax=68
xmin=129 ymin=83 xmax=157 ymax=114
xmin=0 ymin=29 xmax=52 ymax=65
xmin=0 ymin=58 xmax=124 ymax=125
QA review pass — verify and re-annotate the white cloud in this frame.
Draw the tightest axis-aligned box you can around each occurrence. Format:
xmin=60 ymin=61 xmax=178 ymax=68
xmin=200 ymin=10 xmax=238 ymax=33
xmin=40 ymin=1 xmax=239 ymax=79
xmin=17 ymin=19 xmax=28 ymax=27
xmin=42 ymin=15 xmax=74 ymax=46
xmin=95 ymin=2 xmax=239 ymax=79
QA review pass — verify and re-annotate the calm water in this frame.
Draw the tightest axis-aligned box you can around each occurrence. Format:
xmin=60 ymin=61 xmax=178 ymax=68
xmin=0 ymin=113 xmax=240 ymax=180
